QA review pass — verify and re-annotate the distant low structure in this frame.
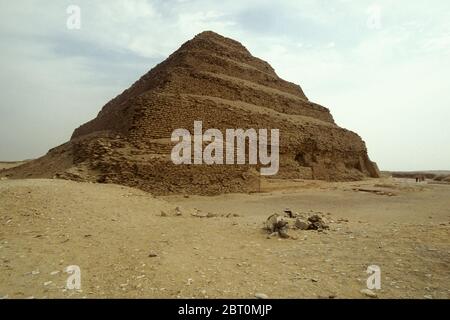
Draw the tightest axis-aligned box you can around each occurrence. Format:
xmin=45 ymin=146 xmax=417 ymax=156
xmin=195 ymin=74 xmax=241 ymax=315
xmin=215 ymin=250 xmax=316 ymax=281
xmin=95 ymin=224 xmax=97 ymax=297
xmin=2 ymin=31 xmax=380 ymax=195
xmin=391 ymin=171 xmax=450 ymax=183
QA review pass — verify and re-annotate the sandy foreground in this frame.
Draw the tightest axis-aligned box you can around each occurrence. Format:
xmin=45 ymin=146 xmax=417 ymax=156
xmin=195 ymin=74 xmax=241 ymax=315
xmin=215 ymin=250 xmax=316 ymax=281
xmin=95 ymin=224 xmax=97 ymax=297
xmin=0 ymin=177 xmax=449 ymax=299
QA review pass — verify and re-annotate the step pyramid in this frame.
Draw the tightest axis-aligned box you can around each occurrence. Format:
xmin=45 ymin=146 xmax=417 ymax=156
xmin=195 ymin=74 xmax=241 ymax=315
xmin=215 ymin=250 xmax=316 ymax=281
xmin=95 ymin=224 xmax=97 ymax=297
xmin=3 ymin=31 xmax=379 ymax=195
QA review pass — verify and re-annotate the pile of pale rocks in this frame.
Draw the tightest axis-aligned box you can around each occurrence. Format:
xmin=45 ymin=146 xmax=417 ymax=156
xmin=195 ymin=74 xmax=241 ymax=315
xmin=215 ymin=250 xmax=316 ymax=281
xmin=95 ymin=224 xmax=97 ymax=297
xmin=265 ymin=208 xmax=330 ymax=239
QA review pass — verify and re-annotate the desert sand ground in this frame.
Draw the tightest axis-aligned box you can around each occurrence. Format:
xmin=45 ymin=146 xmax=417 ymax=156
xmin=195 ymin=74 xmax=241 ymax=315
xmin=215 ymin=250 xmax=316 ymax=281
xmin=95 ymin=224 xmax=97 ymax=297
xmin=0 ymin=177 xmax=449 ymax=299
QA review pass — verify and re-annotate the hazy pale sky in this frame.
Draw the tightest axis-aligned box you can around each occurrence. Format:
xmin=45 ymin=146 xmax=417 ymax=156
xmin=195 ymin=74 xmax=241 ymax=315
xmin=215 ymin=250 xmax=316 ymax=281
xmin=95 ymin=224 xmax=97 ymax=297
xmin=0 ymin=0 xmax=449 ymax=171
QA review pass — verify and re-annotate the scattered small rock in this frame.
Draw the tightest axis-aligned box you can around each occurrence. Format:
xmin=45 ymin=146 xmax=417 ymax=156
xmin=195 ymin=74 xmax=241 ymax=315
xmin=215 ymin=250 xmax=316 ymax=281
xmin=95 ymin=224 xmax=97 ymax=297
xmin=360 ymin=289 xmax=378 ymax=298
xmin=307 ymin=215 xmax=329 ymax=230
xmin=192 ymin=210 xmax=208 ymax=218
xmin=265 ymin=214 xmax=290 ymax=238
xmin=266 ymin=232 xmax=278 ymax=239
xmin=278 ymin=229 xmax=290 ymax=239
xmin=295 ymin=218 xmax=309 ymax=230
xmin=255 ymin=293 xmax=269 ymax=299
xmin=265 ymin=214 xmax=288 ymax=232
xmin=283 ymin=208 xmax=298 ymax=218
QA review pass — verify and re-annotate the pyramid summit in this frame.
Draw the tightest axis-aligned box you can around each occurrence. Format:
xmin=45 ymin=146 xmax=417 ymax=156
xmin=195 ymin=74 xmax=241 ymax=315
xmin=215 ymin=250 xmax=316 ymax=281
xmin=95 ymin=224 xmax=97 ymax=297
xmin=3 ymin=31 xmax=380 ymax=195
